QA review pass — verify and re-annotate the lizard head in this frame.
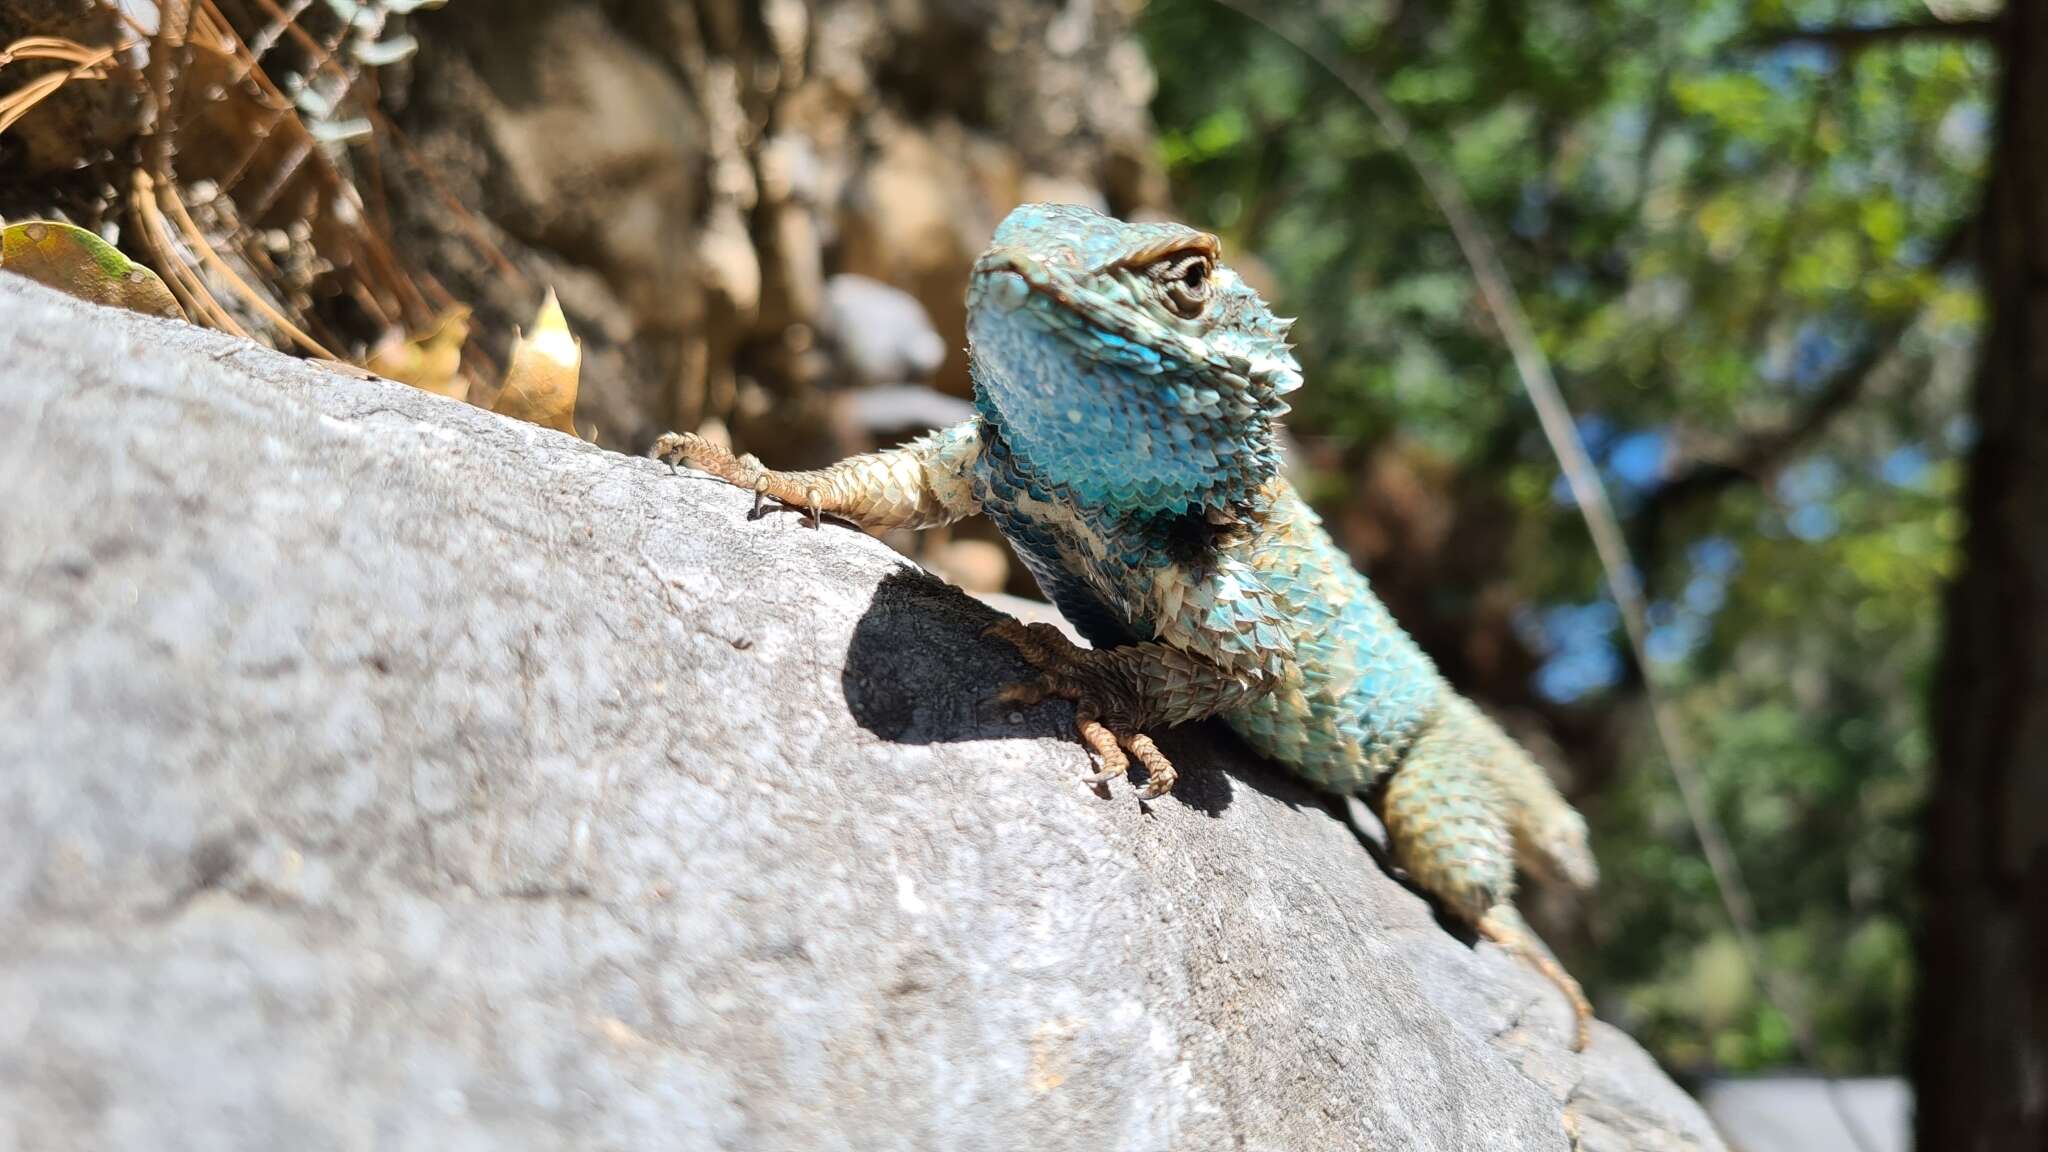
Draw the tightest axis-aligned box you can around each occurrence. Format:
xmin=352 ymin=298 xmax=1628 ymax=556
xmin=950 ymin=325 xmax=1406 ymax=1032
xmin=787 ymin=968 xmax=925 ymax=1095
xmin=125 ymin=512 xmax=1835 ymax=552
xmin=966 ymin=203 xmax=1301 ymax=519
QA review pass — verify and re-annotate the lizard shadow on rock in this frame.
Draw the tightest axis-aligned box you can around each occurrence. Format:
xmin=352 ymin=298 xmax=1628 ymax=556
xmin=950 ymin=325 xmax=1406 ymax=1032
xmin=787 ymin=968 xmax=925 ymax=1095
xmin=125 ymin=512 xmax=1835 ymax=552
xmin=1329 ymin=789 xmax=1482 ymax=946
xmin=843 ymin=568 xmax=1362 ymax=822
xmin=842 ymin=569 xmax=1479 ymax=940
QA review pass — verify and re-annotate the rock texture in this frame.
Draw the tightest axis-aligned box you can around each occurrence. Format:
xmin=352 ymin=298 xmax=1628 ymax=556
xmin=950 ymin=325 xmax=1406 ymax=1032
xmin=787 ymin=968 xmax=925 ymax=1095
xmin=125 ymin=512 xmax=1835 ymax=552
xmin=0 ymin=276 xmax=1723 ymax=1150
xmin=394 ymin=0 xmax=1166 ymax=451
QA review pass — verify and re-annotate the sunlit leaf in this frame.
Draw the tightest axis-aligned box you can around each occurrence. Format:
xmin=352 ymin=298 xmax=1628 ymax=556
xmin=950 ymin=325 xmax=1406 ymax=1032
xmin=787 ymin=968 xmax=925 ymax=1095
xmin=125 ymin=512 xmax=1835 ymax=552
xmin=493 ymin=287 xmax=581 ymax=436
xmin=365 ymin=307 xmax=472 ymax=400
xmin=1695 ymin=194 xmax=1748 ymax=262
xmin=1 ymin=220 xmax=181 ymax=319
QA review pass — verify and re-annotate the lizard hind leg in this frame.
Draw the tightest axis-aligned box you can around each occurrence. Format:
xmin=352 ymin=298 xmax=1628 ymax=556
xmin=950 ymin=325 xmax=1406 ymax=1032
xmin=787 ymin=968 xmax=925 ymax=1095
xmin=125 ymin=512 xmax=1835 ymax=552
xmin=1381 ymin=712 xmax=1593 ymax=1051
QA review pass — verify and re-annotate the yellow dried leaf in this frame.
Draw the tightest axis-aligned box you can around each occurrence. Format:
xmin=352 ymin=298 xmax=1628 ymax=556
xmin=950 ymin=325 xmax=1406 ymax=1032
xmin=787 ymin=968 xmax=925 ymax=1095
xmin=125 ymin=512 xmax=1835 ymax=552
xmin=366 ymin=307 xmax=472 ymax=401
xmin=493 ymin=287 xmax=581 ymax=436
xmin=1 ymin=220 xmax=181 ymax=319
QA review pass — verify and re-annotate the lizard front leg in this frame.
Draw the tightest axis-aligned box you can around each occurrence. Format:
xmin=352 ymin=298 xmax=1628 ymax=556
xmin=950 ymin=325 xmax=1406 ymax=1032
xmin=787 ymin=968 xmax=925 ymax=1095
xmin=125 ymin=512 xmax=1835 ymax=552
xmin=655 ymin=419 xmax=984 ymax=532
xmin=986 ymin=619 xmax=1277 ymax=799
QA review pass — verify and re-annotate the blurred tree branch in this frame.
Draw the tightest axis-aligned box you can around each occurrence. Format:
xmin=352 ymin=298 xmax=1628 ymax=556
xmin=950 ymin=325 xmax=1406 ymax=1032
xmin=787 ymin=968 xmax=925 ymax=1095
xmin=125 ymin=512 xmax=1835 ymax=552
xmin=1631 ymin=218 xmax=1972 ymax=581
xmin=1738 ymin=76 xmax=1840 ymax=357
xmin=1633 ymin=313 xmax=1914 ymax=554
xmin=1743 ymin=17 xmax=1998 ymax=53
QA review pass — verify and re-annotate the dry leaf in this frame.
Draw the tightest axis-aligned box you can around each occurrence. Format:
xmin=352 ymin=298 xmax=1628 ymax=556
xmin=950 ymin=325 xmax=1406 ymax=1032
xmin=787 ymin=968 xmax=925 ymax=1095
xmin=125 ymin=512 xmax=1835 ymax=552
xmin=494 ymin=287 xmax=581 ymax=436
xmin=366 ymin=307 xmax=472 ymax=400
xmin=1 ymin=220 xmax=182 ymax=318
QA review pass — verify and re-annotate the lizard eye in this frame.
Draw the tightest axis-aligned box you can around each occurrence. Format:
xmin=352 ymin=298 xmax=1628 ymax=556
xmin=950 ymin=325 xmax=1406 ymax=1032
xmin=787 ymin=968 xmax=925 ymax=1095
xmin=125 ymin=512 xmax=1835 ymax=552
xmin=1152 ymin=250 xmax=1213 ymax=319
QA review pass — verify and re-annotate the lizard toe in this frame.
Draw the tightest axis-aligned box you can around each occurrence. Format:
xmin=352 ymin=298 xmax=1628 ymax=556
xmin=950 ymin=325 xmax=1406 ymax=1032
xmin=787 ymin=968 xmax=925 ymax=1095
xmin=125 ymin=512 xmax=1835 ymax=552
xmin=651 ymin=431 xmax=693 ymax=468
xmin=1075 ymin=705 xmax=1131 ymax=784
xmin=983 ymin=621 xmax=1178 ymax=798
xmin=1121 ymin=732 xmax=1178 ymax=798
xmin=652 ymin=432 xmax=768 ymax=494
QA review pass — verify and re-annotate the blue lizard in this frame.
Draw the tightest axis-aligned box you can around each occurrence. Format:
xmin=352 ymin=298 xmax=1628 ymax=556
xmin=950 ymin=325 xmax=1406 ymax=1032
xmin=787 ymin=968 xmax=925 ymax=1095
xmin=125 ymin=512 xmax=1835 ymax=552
xmin=656 ymin=202 xmax=1600 ymax=1048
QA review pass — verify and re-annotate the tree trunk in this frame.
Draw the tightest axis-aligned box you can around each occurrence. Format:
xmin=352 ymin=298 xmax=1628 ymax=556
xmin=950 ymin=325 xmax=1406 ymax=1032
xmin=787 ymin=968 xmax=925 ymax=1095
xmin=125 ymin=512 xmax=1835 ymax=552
xmin=1914 ymin=7 xmax=2048 ymax=1149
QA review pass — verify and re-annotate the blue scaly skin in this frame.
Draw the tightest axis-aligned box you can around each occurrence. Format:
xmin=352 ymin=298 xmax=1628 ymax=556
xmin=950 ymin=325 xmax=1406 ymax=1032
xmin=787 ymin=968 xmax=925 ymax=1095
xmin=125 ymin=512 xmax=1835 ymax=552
xmin=655 ymin=203 xmax=1600 ymax=1049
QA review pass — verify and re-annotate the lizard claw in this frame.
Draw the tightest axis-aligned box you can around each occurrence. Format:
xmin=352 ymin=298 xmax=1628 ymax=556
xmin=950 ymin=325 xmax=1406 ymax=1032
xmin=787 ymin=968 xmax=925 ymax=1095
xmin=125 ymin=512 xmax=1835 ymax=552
xmin=654 ymin=432 xmax=763 ymax=487
xmin=1072 ymin=711 xmax=1178 ymax=798
xmin=985 ymin=619 xmax=1180 ymax=798
xmin=655 ymin=432 xmax=821 ymax=524
xmin=1074 ymin=702 xmax=1132 ymax=784
xmin=652 ymin=431 xmax=712 ymax=471
xmin=1123 ymin=732 xmax=1177 ymax=798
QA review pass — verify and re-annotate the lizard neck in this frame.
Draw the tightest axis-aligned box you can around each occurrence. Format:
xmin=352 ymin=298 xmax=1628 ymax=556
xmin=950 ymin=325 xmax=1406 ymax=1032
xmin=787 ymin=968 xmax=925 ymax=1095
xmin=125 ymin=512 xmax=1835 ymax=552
xmin=969 ymin=360 xmax=1282 ymax=522
xmin=977 ymin=418 xmax=1273 ymax=571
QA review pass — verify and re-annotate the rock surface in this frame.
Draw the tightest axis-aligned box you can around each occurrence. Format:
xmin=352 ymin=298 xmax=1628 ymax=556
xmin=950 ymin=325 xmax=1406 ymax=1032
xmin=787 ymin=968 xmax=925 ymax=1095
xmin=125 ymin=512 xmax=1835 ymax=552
xmin=0 ymin=277 xmax=1724 ymax=1151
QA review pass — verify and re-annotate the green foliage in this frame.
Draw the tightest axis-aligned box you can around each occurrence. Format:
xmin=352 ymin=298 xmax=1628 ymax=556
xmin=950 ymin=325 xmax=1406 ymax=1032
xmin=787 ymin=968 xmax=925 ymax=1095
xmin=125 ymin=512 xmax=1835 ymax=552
xmin=1143 ymin=0 xmax=1990 ymax=1075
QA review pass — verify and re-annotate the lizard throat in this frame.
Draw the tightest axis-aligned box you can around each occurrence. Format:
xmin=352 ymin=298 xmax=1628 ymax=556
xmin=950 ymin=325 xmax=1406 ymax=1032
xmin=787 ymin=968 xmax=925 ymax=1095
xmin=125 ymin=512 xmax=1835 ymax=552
xmin=967 ymin=267 xmax=1288 ymax=517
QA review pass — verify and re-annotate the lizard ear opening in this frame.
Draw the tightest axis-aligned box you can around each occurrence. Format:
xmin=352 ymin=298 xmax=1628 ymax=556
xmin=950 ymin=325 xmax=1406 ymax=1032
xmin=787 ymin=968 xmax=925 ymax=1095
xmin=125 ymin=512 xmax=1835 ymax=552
xmin=1150 ymin=250 xmax=1214 ymax=319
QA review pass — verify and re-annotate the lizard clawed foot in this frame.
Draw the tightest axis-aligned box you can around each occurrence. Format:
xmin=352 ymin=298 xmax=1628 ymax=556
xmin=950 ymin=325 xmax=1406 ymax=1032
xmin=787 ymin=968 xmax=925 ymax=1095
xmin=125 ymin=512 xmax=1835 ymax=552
xmin=653 ymin=432 xmax=824 ymax=526
xmin=984 ymin=619 xmax=1179 ymax=799
xmin=653 ymin=431 xmax=755 ymax=481
xmin=1479 ymin=907 xmax=1594 ymax=1052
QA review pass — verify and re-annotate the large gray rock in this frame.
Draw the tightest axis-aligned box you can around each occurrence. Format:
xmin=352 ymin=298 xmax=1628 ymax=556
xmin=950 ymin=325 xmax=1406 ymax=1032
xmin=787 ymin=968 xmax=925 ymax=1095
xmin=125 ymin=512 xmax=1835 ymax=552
xmin=0 ymin=275 xmax=1723 ymax=1151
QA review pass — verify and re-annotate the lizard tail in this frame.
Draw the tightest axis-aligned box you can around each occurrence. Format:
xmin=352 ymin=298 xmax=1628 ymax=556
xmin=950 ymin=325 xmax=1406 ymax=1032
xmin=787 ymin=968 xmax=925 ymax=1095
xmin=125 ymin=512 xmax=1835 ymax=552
xmin=1379 ymin=701 xmax=1516 ymax=925
xmin=1381 ymin=698 xmax=1594 ymax=1050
